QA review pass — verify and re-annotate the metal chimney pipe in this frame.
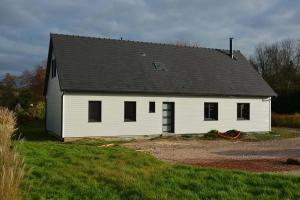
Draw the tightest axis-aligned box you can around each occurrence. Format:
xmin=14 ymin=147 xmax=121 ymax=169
xmin=229 ymin=37 xmax=234 ymax=58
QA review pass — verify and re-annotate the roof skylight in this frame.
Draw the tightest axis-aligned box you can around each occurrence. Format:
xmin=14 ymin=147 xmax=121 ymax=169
xmin=153 ymin=61 xmax=166 ymax=71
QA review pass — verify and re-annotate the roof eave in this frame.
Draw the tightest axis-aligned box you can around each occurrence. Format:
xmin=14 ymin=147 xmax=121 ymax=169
xmin=61 ymin=89 xmax=276 ymax=98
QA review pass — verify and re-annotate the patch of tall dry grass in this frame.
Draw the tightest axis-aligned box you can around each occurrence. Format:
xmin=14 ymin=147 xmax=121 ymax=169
xmin=0 ymin=107 xmax=24 ymax=200
xmin=272 ymin=113 xmax=300 ymax=128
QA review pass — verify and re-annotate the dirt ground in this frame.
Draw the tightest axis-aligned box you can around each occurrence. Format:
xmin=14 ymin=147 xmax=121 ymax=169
xmin=123 ymin=137 xmax=300 ymax=174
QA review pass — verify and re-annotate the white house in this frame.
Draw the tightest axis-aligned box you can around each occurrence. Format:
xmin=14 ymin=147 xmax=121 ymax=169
xmin=44 ymin=33 xmax=276 ymax=140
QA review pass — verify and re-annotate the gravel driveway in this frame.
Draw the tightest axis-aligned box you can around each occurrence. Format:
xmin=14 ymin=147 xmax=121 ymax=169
xmin=123 ymin=137 xmax=300 ymax=173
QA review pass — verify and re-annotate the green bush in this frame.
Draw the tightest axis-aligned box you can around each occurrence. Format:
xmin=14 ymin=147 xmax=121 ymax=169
xmin=15 ymin=105 xmax=31 ymax=124
xmin=15 ymin=101 xmax=45 ymax=123
xmin=28 ymin=101 xmax=45 ymax=120
xmin=202 ymin=129 xmax=218 ymax=140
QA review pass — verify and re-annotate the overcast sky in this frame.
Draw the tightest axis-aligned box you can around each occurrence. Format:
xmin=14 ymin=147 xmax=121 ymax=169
xmin=1 ymin=0 xmax=300 ymax=78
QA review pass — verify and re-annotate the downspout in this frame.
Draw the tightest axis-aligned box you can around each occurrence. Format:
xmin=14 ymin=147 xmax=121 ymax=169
xmin=269 ymin=97 xmax=271 ymax=132
xmin=61 ymin=91 xmax=64 ymax=141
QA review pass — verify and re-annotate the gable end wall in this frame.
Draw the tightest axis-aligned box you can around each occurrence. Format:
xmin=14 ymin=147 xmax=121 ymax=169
xmin=46 ymin=53 xmax=63 ymax=137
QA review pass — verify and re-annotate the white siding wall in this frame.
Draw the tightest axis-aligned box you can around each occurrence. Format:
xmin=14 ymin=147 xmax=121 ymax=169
xmin=46 ymin=53 xmax=62 ymax=136
xmin=63 ymin=93 xmax=271 ymax=137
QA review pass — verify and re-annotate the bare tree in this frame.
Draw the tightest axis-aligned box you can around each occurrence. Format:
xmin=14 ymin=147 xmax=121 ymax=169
xmin=0 ymin=74 xmax=18 ymax=108
xmin=0 ymin=73 xmax=17 ymax=88
xmin=250 ymin=39 xmax=300 ymax=93
xmin=18 ymin=70 xmax=33 ymax=89
xmin=0 ymin=61 xmax=46 ymax=109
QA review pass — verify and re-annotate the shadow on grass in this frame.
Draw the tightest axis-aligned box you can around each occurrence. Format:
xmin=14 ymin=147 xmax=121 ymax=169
xmin=14 ymin=120 xmax=58 ymax=142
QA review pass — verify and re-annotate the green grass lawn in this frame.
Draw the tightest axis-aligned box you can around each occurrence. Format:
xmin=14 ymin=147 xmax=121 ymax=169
xmin=241 ymin=127 xmax=300 ymax=141
xmin=17 ymin=121 xmax=300 ymax=199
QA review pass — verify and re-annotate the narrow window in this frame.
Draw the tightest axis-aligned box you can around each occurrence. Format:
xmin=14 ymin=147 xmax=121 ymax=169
xmin=204 ymin=103 xmax=218 ymax=121
xmin=124 ymin=101 xmax=136 ymax=122
xmin=237 ymin=103 xmax=250 ymax=120
xmin=51 ymin=59 xmax=57 ymax=78
xmin=88 ymin=101 xmax=101 ymax=122
xmin=149 ymin=102 xmax=155 ymax=113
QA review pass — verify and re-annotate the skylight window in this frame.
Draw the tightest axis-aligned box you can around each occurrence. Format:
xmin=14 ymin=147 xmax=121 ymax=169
xmin=138 ymin=52 xmax=146 ymax=56
xmin=153 ymin=61 xmax=166 ymax=71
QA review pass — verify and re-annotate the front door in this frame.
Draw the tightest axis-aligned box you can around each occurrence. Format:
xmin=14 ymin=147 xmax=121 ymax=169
xmin=162 ymin=102 xmax=174 ymax=133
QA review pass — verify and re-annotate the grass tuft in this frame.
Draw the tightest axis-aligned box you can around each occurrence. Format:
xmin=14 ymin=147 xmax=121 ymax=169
xmin=0 ymin=107 xmax=24 ymax=200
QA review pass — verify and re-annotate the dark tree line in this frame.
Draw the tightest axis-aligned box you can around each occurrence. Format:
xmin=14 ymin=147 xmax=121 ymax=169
xmin=0 ymin=63 xmax=46 ymax=121
xmin=250 ymin=39 xmax=300 ymax=113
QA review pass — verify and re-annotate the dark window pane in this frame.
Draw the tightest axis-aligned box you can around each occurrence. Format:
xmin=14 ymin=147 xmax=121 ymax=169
xmin=88 ymin=101 xmax=101 ymax=122
xmin=149 ymin=102 xmax=155 ymax=113
xmin=54 ymin=62 xmax=56 ymax=77
xmin=237 ymin=103 xmax=250 ymax=120
xmin=204 ymin=103 xmax=209 ymax=119
xmin=244 ymin=104 xmax=250 ymax=119
xmin=237 ymin=104 xmax=241 ymax=119
xmin=124 ymin=101 xmax=136 ymax=122
xmin=204 ymin=103 xmax=218 ymax=120
xmin=51 ymin=60 xmax=53 ymax=77
xmin=51 ymin=60 xmax=56 ymax=78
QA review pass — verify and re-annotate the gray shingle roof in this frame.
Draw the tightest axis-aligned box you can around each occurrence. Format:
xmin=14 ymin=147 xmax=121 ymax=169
xmin=46 ymin=33 xmax=276 ymax=97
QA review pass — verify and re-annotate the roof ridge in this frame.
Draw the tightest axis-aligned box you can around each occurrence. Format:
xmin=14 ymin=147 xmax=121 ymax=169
xmin=50 ymin=33 xmax=240 ymax=52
